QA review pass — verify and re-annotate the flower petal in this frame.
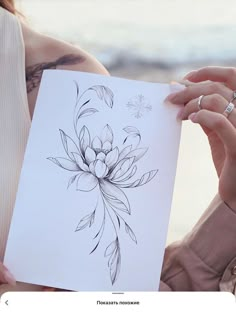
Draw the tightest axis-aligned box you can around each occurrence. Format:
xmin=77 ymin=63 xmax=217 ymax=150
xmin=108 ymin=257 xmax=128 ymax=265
xmin=105 ymin=147 xmax=119 ymax=168
xmin=79 ymin=126 xmax=91 ymax=155
xmin=72 ymin=153 xmax=89 ymax=171
xmin=59 ymin=130 xmax=81 ymax=160
xmin=115 ymin=170 xmax=158 ymax=188
xmin=96 ymin=152 xmax=106 ymax=161
xmin=117 ymin=145 xmax=132 ymax=162
xmin=47 ymin=157 xmax=80 ymax=171
xmin=123 ymin=148 xmax=148 ymax=163
xmin=109 ymin=157 xmax=135 ymax=180
xmin=92 ymin=136 xmax=102 ymax=151
xmin=76 ymin=172 xmax=98 ymax=191
xmin=94 ymin=160 xmax=109 ymax=178
xmin=113 ymin=165 xmax=137 ymax=182
xmin=102 ymin=141 xmax=112 ymax=152
xmin=89 ymin=161 xmax=96 ymax=176
xmin=101 ymin=124 xmax=113 ymax=144
xmin=85 ymin=147 xmax=96 ymax=164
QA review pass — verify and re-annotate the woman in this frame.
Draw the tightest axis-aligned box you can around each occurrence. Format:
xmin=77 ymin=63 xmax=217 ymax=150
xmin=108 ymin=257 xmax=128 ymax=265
xmin=0 ymin=0 xmax=108 ymax=294
xmin=161 ymin=68 xmax=236 ymax=293
xmin=0 ymin=1 xmax=236 ymax=293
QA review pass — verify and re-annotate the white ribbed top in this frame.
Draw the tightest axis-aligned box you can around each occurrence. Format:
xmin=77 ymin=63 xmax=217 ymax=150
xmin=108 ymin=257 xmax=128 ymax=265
xmin=0 ymin=8 xmax=42 ymax=292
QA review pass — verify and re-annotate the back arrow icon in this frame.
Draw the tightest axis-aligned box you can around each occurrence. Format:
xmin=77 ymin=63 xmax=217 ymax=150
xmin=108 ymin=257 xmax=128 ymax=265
xmin=5 ymin=300 xmax=8 ymax=306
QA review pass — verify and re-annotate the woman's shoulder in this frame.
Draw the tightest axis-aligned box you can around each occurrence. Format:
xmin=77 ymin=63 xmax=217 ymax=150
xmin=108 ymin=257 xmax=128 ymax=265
xmin=22 ymin=24 xmax=108 ymax=116
xmin=23 ymin=25 xmax=108 ymax=75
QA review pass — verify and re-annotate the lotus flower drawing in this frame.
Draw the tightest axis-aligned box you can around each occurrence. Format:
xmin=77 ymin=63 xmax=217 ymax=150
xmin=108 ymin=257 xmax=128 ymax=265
xmin=48 ymin=82 xmax=158 ymax=284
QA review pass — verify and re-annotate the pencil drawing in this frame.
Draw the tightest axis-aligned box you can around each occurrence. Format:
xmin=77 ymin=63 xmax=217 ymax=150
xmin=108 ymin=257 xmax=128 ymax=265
xmin=126 ymin=94 xmax=152 ymax=119
xmin=48 ymin=81 xmax=158 ymax=284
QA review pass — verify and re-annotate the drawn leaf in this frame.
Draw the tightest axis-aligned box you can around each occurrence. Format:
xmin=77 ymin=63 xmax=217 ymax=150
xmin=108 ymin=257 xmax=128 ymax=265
xmin=117 ymin=216 xmax=121 ymax=228
xmin=136 ymin=170 xmax=158 ymax=186
xmin=81 ymin=99 xmax=91 ymax=108
xmin=110 ymin=248 xmax=121 ymax=285
xmin=104 ymin=240 xmax=117 ymax=257
xmin=123 ymin=134 xmax=141 ymax=149
xmin=125 ymin=223 xmax=137 ymax=244
xmin=123 ymin=126 xmax=140 ymax=135
xmin=106 ymin=195 xmax=130 ymax=213
xmin=93 ymin=230 xmax=100 ymax=239
xmin=59 ymin=129 xmax=81 ymax=160
xmin=89 ymin=85 xmax=114 ymax=108
xmin=75 ymin=213 xmax=92 ymax=232
xmin=78 ymin=107 xmax=98 ymax=120
xmin=93 ymin=218 xmax=105 ymax=240
xmin=89 ymin=211 xmax=96 ymax=227
xmin=90 ymin=241 xmax=100 ymax=254
xmin=89 ymin=85 xmax=103 ymax=99
xmin=108 ymin=248 xmax=118 ymax=268
xmin=67 ymin=174 xmax=78 ymax=188
xmin=47 ymin=157 xmax=80 ymax=171
xmin=74 ymin=80 xmax=79 ymax=99
xmin=104 ymin=87 xmax=114 ymax=108
xmin=100 ymin=179 xmax=131 ymax=214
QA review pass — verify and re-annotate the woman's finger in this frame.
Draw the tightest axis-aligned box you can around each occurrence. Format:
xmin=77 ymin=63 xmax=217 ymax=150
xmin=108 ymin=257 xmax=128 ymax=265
xmin=184 ymin=66 xmax=236 ymax=90
xmin=178 ymin=94 xmax=236 ymax=127
xmin=189 ymin=109 xmax=236 ymax=156
xmin=165 ymin=81 xmax=233 ymax=105
xmin=0 ymin=262 xmax=16 ymax=286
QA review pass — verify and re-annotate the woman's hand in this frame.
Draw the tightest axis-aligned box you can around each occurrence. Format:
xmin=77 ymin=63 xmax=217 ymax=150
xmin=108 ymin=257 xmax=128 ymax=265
xmin=165 ymin=66 xmax=236 ymax=211
xmin=0 ymin=261 xmax=16 ymax=286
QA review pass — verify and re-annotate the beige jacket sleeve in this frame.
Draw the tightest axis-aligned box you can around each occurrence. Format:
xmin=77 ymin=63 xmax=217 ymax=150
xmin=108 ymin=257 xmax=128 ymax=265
xmin=159 ymin=195 xmax=236 ymax=293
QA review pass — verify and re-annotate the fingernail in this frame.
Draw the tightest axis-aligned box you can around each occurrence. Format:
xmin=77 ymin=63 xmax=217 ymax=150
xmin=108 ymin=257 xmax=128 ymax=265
xmin=188 ymin=112 xmax=197 ymax=122
xmin=177 ymin=108 xmax=185 ymax=120
xmin=4 ymin=270 xmax=16 ymax=286
xmin=177 ymin=79 xmax=195 ymax=87
xmin=184 ymin=70 xmax=198 ymax=80
xmin=164 ymin=92 xmax=178 ymax=103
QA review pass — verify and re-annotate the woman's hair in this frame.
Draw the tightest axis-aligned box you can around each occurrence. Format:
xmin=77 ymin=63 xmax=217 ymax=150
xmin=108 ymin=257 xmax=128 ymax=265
xmin=0 ymin=0 xmax=16 ymax=14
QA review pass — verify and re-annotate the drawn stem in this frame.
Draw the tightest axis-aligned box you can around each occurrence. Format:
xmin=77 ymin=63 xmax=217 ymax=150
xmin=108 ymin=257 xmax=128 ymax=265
xmin=100 ymin=191 xmax=118 ymax=239
xmin=93 ymin=212 xmax=105 ymax=240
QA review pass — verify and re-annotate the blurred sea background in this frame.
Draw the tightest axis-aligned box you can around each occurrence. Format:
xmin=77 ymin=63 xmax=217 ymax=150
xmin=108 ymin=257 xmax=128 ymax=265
xmin=17 ymin=0 xmax=236 ymax=244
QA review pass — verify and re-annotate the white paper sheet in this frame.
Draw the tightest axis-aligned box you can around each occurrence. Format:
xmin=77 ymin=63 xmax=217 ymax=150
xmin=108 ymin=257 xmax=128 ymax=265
xmin=4 ymin=70 xmax=182 ymax=291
